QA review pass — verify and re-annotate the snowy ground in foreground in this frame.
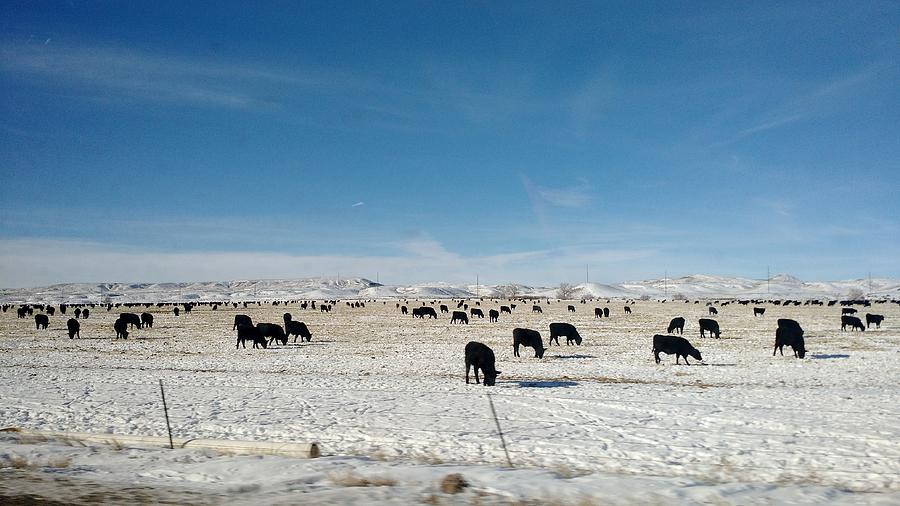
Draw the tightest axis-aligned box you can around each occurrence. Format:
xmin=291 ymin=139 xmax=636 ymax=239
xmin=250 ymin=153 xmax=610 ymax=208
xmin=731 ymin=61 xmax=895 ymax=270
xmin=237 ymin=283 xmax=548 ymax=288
xmin=1 ymin=299 xmax=899 ymax=504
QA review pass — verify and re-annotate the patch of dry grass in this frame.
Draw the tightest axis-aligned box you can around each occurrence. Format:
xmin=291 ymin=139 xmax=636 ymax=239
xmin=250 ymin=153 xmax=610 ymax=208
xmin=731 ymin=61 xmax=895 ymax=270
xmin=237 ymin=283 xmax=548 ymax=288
xmin=328 ymin=471 xmax=397 ymax=487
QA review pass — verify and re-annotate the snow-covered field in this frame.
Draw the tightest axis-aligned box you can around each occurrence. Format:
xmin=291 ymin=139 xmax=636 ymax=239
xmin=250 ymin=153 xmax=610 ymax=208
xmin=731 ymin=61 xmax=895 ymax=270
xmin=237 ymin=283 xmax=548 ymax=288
xmin=2 ymin=295 xmax=899 ymax=504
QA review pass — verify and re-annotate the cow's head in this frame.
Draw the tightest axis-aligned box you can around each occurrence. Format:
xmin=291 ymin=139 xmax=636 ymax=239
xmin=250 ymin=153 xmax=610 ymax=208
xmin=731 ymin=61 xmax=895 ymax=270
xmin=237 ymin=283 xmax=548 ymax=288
xmin=483 ymin=370 xmax=500 ymax=386
xmin=689 ymin=348 xmax=702 ymax=362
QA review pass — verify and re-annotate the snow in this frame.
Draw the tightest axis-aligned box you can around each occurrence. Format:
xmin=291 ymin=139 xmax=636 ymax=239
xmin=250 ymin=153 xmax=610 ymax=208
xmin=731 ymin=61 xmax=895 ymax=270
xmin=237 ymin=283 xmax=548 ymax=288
xmin=1 ymin=274 xmax=897 ymax=304
xmin=1 ymin=291 xmax=899 ymax=503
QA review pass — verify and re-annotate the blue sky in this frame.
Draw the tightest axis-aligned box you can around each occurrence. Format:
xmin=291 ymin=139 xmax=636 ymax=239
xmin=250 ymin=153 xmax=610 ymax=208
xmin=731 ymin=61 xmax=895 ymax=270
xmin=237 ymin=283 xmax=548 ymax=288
xmin=1 ymin=1 xmax=898 ymax=287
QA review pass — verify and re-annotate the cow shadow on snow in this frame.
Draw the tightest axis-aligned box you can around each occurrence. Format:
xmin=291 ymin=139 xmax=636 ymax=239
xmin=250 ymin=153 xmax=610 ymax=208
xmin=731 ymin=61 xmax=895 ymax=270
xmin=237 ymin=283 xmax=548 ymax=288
xmin=811 ymin=354 xmax=850 ymax=359
xmin=550 ymin=354 xmax=596 ymax=359
xmin=514 ymin=380 xmax=579 ymax=388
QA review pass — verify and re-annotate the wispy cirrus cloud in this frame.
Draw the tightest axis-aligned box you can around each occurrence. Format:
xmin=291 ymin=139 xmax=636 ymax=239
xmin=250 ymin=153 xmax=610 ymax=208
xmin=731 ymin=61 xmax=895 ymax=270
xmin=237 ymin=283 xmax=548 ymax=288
xmin=0 ymin=41 xmax=359 ymax=109
xmin=729 ymin=61 xmax=892 ymax=141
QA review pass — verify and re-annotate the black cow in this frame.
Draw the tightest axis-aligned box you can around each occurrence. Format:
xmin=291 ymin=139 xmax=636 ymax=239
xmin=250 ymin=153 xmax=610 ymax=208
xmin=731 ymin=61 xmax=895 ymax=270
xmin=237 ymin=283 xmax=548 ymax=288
xmin=513 ymin=328 xmax=545 ymax=358
xmin=257 ymin=323 xmax=287 ymax=346
xmin=120 ymin=312 xmax=142 ymax=329
xmin=624 ymin=306 xmax=632 ymax=314
xmin=549 ymin=322 xmax=582 ymax=346
xmin=465 ymin=341 xmax=500 ymax=386
xmin=140 ymin=312 xmax=154 ymax=328
xmin=841 ymin=315 xmax=865 ymax=332
xmin=17 ymin=306 xmax=27 ymax=318
xmin=236 ymin=324 xmax=267 ymax=349
xmin=451 ymin=311 xmax=469 ymax=324
xmin=667 ymin=317 xmax=685 ymax=334
xmin=699 ymin=318 xmax=720 ymax=338
xmin=82 ymin=308 xmax=90 ymax=319
xmin=470 ymin=308 xmax=484 ymax=318
xmin=500 ymin=306 xmax=511 ymax=314
xmin=774 ymin=319 xmax=805 ymax=358
xmin=74 ymin=308 xmax=81 ymax=318
xmin=401 ymin=305 xmax=408 ymax=315
xmin=753 ymin=307 xmax=766 ymax=317
xmin=603 ymin=307 xmax=610 ymax=318
xmin=440 ymin=305 xmax=449 ymax=314
xmin=708 ymin=307 xmax=718 ymax=315
xmin=488 ymin=309 xmax=499 ymax=322
xmin=865 ymin=313 xmax=884 ymax=329
xmin=173 ymin=307 xmax=180 ymax=316
xmin=34 ymin=314 xmax=49 ymax=330
xmin=285 ymin=320 xmax=312 ymax=342
xmin=47 ymin=306 xmax=56 ymax=316
xmin=233 ymin=314 xmax=253 ymax=330
xmin=653 ymin=334 xmax=702 ymax=365
xmin=567 ymin=305 xmax=576 ymax=313
xmin=532 ymin=305 xmax=542 ymax=313
xmin=418 ymin=307 xmax=438 ymax=319
xmin=594 ymin=308 xmax=603 ymax=318
xmin=841 ymin=308 xmax=857 ymax=315
xmin=114 ymin=318 xmax=129 ymax=339
xmin=66 ymin=318 xmax=80 ymax=339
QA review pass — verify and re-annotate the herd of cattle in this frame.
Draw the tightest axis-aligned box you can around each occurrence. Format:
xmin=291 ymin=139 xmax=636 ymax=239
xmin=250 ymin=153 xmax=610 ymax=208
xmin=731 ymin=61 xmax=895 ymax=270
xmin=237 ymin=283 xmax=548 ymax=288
xmin=2 ymin=296 xmax=894 ymax=387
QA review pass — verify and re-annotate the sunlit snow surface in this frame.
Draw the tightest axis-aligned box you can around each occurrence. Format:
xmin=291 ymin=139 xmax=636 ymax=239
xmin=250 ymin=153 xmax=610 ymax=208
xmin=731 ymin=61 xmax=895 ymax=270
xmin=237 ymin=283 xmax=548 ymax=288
xmin=1 ymin=290 xmax=898 ymax=504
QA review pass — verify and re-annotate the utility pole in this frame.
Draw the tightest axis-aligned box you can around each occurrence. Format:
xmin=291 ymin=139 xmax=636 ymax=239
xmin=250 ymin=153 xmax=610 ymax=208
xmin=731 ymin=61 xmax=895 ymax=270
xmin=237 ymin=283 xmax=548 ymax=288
xmin=767 ymin=266 xmax=770 ymax=295
xmin=376 ymin=271 xmax=379 ymax=284
xmin=476 ymin=274 xmax=479 ymax=297
xmin=868 ymin=271 xmax=872 ymax=295
xmin=664 ymin=270 xmax=668 ymax=298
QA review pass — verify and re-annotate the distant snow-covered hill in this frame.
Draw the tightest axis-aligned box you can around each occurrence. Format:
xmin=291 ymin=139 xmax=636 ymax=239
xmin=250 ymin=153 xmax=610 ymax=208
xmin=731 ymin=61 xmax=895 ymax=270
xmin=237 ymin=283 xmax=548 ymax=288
xmin=1 ymin=274 xmax=897 ymax=304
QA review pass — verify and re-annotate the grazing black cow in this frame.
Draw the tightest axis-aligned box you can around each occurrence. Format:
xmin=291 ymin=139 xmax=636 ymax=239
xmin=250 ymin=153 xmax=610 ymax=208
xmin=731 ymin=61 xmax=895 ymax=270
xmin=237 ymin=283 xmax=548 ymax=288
xmin=841 ymin=315 xmax=865 ymax=332
xmin=513 ymin=328 xmax=545 ymax=358
xmin=594 ymin=308 xmax=603 ymax=318
xmin=74 ymin=308 xmax=81 ymax=318
xmin=865 ymin=313 xmax=884 ymax=329
xmin=510 ymin=304 xmax=517 ymax=310
xmin=451 ymin=311 xmax=469 ymax=324
xmin=624 ymin=306 xmax=632 ymax=314
xmin=603 ymin=307 xmax=610 ymax=318
xmin=285 ymin=320 xmax=312 ymax=342
xmin=17 ymin=307 xmax=28 ymax=318
xmin=47 ymin=307 xmax=56 ymax=316
xmin=257 ymin=323 xmax=287 ymax=346
xmin=774 ymin=319 xmax=805 ymax=358
xmin=699 ymin=318 xmax=720 ymax=338
xmin=708 ymin=307 xmax=718 ymax=315
xmin=500 ymin=306 xmax=511 ymax=314
xmin=488 ymin=309 xmax=499 ymax=322
xmin=653 ymin=334 xmax=702 ymax=365
xmin=753 ymin=307 xmax=765 ymax=317
xmin=465 ymin=341 xmax=500 ymax=386
xmin=549 ymin=322 xmax=582 ymax=346
xmin=470 ymin=308 xmax=484 ymax=318
xmin=140 ymin=312 xmax=154 ymax=328
xmin=401 ymin=305 xmax=408 ymax=315
xmin=841 ymin=307 xmax=857 ymax=315
xmin=173 ymin=307 xmax=180 ymax=316
xmin=34 ymin=314 xmax=49 ymax=330
xmin=114 ymin=318 xmax=129 ymax=339
xmin=119 ymin=313 xmax=142 ymax=329
xmin=440 ymin=304 xmax=449 ymax=314
xmin=236 ymin=324 xmax=267 ymax=349
xmin=82 ymin=308 xmax=90 ymax=319
xmin=667 ymin=317 xmax=685 ymax=334
xmin=66 ymin=318 xmax=80 ymax=339
xmin=320 ymin=304 xmax=332 ymax=313
xmin=233 ymin=314 xmax=253 ymax=330
xmin=567 ymin=305 xmax=576 ymax=313
xmin=419 ymin=307 xmax=438 ymax=319
xmin=532 ymin=305 xmax=543 ymax=313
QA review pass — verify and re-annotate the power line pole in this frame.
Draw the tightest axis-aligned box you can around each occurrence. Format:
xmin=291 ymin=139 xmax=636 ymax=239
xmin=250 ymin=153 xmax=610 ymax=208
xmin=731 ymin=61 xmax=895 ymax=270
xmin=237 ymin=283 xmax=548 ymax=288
xmin=767 ymin=266 xmax=770 ymax=295
xmin=664 ymin=270 xmax=668 ymax=298
xmin=476 ymin=274 xmax=479 ymax=298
